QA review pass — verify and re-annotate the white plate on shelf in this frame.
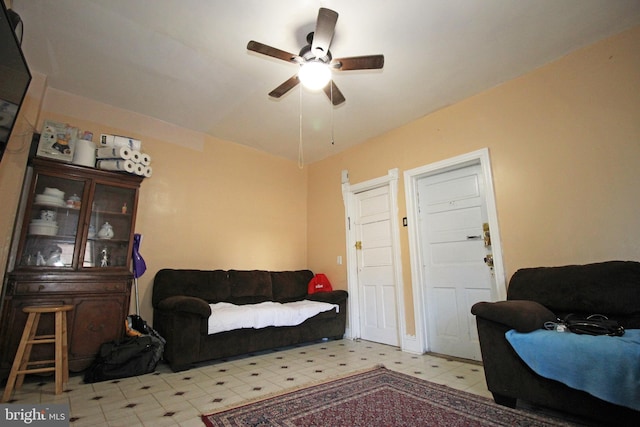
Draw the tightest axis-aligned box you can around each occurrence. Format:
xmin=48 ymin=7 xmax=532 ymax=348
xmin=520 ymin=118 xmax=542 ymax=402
xmin=30 ymin=219 xmax=58 ymax=225
xmin=28 ymin=222 xmax=59 ymax=236
xmin=43 ymin=187 xmax=65 ymax=199
xmin=34 ymin=195 xmax=66 ymax=207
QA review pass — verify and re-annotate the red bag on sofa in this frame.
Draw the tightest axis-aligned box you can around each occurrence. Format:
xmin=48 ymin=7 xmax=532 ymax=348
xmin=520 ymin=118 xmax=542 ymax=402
xmin=308 ymin=273 xmax=333 ymax=294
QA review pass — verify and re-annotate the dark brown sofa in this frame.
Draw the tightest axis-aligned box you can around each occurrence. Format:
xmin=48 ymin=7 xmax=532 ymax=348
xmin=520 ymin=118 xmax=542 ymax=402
xmin=152 ymin=269 xmax=347 ymax=371
xmin=471 ymin=261 xmax=640 ymax=426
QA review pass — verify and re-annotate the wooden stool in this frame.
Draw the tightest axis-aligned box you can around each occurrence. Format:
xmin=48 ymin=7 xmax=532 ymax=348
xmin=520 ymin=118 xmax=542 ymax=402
xmin=1 ymin=305 xmax=74 ymax=402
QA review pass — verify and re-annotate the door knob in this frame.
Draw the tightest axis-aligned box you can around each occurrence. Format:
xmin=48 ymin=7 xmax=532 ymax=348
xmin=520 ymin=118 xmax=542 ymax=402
xmin=484 ymin=254 xmax=494 ymax=267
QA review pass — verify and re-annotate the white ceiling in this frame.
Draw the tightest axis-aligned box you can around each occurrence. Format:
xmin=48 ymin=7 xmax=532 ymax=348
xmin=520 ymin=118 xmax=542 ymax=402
xmin=12 ymin=0 xmax=640 ymax=164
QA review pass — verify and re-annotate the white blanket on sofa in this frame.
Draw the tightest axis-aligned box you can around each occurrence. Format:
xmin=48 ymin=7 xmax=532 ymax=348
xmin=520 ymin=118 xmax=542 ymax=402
xmin=207 ymin=300 xmax=339 ymax=335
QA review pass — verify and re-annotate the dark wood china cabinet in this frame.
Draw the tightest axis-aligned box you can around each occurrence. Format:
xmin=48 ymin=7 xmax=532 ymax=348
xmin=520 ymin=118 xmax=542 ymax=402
xmin=0 ymin=157 xmax=143 ymax=376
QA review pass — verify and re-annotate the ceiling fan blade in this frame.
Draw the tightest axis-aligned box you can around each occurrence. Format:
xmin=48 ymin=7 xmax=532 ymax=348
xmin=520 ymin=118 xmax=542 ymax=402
xmin=332 ymin=55 xmax=384 ymax=71
xmin=311 ymin=8 xmax=338 ymax=58
xmin=268 ymin=75 xmax=300 ymax=98
xmin=247 ymin=40 xmax=300 ymax=64
xmin=323 ymin=80 xmax=346 ymax=106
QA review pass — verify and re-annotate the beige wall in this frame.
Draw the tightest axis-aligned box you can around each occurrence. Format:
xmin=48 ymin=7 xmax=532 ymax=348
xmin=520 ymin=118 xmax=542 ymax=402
xmin=0 ymin=88 xmax=308 ymax=323
xmin=1 ymin=25 xmax=638 ymax=334
xmin=307 ymin=26 xmax=640 ymax=336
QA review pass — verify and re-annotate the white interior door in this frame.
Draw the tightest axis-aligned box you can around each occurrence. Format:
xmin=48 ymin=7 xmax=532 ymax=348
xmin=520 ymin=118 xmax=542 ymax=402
xmin=417 ymin=164 xmax=495 ymax=361
xmin=355 ymin=186 xmax=399 ymax=346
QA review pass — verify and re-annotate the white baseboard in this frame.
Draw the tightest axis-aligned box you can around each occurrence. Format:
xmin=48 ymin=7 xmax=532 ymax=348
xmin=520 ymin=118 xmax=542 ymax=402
xmin=342 ymin=329 xmax=424 ymax=355
xmin=401 ymin=334 xmax=423 ymax=354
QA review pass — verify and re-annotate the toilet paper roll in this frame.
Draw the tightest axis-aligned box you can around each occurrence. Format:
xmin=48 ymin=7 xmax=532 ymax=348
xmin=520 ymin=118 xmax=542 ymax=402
xmin=96 ymin=159 xmax=136 ymax=174
xmin=133 ymin=163 xmax=145 ymax=176
xmin=72 ymin=139 xmax=97 ymax=167
xmin=139 ymin=152 xmax=151 ymax=166
xmin=131 ymin=150 xmax=142 ymax=163
xmin=95 ymin=146 xmax=133 ymax=160
xmin=143 ymin=166 xmax=153 ymax=178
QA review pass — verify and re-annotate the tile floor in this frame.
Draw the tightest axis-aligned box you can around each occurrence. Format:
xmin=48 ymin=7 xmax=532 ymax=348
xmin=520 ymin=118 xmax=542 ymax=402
xmin=3 ymin=339 xmax=491 ymax=426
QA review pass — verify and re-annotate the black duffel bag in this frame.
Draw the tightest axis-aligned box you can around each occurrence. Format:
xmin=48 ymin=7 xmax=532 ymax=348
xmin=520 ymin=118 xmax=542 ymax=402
xmin=84 ymin=332 xmax=164 ymax=383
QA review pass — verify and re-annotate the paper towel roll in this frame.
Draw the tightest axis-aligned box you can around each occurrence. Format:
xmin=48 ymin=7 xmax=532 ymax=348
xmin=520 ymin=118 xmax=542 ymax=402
xmin=143 ymin=166 xmax=153 ymax=178
xmin=100 ymin=134 xmax=142 ymax=151
xmin=139 ymin=152 xmax=151 ymax=166
xmin=96 ymin=146 xmax=133 ymax=160
xmin=96 ymin=159 xmax=136 ymax=174
xmin=72 ymin=139 xmax=97 ymax=167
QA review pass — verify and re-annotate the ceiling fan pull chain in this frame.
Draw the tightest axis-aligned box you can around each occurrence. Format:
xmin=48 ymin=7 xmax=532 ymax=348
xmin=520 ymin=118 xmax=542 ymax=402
xmin=330 ymin=83 xmax=335 ymax=145
xmin=298 ymin=85 xmax=304 ymax=169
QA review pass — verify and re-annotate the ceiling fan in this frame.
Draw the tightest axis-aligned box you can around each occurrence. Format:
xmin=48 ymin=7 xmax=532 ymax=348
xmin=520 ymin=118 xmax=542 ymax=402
xmin=247 ymin=7 xmax=384 ymax=106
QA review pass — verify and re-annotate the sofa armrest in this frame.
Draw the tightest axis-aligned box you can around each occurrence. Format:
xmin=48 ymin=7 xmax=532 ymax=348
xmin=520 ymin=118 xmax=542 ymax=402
xmin=471 ymin=300 xmax=556 ymax=332
xmin=156 ymin=296 xmax=212 ymax=318
xmin=307 ymin=290 xmax=348 ymax=305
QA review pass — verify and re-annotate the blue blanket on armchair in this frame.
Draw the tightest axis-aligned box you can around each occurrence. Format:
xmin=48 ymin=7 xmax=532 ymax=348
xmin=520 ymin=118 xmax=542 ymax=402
xmin=506 ymin=329 xmax=640 ymax=411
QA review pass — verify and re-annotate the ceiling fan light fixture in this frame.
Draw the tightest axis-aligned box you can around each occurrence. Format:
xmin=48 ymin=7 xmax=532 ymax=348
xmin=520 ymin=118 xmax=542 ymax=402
xmin=298 ymin=61 xmax=331 ymax=91
xmin=247 ymin=7 xmax=383 ymax=105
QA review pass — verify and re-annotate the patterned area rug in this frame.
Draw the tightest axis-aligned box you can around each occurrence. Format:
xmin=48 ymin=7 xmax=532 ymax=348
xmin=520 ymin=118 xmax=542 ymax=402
xmin=201 ymin=366 xmax=575 ymax=426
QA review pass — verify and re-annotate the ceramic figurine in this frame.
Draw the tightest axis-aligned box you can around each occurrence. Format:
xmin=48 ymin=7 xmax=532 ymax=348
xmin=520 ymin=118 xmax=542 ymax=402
xmin=97 ymin=222 xmax=114 ymax=239
xmin=100 ymin=247 xmax=109 ymax=267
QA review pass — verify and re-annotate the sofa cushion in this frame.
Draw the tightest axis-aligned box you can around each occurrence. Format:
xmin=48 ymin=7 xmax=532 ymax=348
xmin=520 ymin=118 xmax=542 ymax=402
xmin=507 ymin=261 xmax=640 ymax=314
xmin=229 ymin=270 xmax=273 ymax=304
xmin=471 ymin=300 xmax=556 ymax=332
xmin=271 ymin=270 xmax=313 ymax=302
xmin=205 ymin=270 xmax=233 ymax=302
xmin=153 ymin=269 xmax=231 ymax=306
xmin=181 ymin=270 xmax=231 ymax=302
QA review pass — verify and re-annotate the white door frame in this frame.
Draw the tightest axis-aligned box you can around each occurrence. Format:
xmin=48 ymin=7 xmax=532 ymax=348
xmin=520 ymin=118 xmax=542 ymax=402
xmin=342 ymin=168 xmax=406 ymax=347
xmin=403 ymin=148 xmax=506 ymax=354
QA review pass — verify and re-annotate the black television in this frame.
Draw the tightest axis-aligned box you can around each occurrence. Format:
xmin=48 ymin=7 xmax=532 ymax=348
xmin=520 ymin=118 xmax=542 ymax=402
xmin=0 ymin=2 xmax=31 ymax=164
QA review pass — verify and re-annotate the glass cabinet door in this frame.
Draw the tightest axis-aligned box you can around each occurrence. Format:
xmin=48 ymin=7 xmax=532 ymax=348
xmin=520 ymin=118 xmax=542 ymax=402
xmin=18 ymin=174 xmax=86 ymax=268
xmin=84 ymin=183 xmax=136 ymax=268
